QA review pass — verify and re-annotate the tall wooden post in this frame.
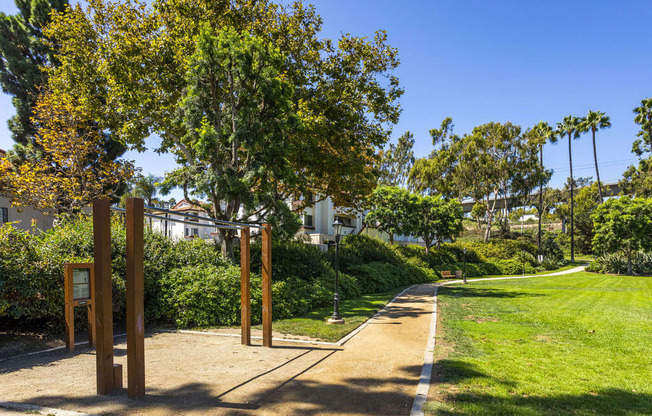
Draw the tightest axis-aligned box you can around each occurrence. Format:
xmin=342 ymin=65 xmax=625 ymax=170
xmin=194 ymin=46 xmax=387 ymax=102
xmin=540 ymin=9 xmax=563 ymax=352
xmin=126 ymin=198 xmax=145 ymax=398
xmin=64 ymin=265 xmax=74 ymax=352
xmin=240 ymin=227 xmax=251 ymax=346
xmin=261 ymin=223 xmax=272 ymax=347
xmin=93 ymin=199 xmax=114 ymax=394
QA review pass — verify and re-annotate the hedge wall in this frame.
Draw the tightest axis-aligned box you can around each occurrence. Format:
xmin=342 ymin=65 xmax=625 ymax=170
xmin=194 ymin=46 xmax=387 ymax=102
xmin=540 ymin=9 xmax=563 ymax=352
xmin=1 ymin=218 xmax=553 ymax=329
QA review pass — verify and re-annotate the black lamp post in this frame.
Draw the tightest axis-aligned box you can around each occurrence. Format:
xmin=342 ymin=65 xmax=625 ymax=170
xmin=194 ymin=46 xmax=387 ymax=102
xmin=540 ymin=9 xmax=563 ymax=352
xmin=328 ymin=217 xmax=345 ymax=324
xmin=463 ymin=248 xmax=467 ymax=284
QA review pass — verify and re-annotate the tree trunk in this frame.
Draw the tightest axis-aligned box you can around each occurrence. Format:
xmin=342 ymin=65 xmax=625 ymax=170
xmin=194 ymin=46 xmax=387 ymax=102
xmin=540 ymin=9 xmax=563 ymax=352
xmin=538 ymin=145 xmax=543 ymax=254
xmin=592 ymin=129 xmax=604 ymax=203
xmin=219 ymin=228 xmax=235 ymax=260
xmin=389 ymin=233 xmax=394 ymax=244
xmin=627 ymin=248 xmax=633 ymax=276
xmin=568 ymin=132 xmax=575 ymax=263
xmin=484 ymin=211 xmax=493 ymax=242
xmin=425 ymin=243 xmax=430 ymax=256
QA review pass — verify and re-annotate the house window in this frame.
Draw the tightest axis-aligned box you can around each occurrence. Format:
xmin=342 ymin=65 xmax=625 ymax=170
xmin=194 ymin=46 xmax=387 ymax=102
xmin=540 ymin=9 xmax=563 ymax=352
xmin=335 ymin=216 xmax=355 ymax=228
xmin=185 ymin=227 xmax=199 ymax=237
xmin=185 ymin=212 xmax=199 ymax=222
xmin=0 ymin=207 xmax=7 ymax=224
xmin=304 ymin=214 xmax=314 ymax=227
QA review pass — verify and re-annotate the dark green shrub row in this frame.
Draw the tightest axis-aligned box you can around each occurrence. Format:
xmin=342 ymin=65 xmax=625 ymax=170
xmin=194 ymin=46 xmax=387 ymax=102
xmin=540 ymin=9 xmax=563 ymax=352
xmin=1 ymin=219 xmax=560 ymax=330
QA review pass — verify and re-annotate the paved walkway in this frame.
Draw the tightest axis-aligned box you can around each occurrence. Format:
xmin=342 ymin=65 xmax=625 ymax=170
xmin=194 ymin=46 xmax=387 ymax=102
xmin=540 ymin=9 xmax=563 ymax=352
xmin=0 ymin=266 xmax=585 ymax=416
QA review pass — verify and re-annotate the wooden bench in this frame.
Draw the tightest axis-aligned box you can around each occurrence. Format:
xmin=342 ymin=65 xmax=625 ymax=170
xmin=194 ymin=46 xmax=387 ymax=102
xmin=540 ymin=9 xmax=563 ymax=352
xmin=441 ymin=270 xmax=463 ymax=279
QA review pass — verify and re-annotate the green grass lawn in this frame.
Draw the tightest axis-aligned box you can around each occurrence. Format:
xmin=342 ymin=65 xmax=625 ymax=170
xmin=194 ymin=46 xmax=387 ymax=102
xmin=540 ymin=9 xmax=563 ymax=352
xmin=254 ymin=289 xmax=401 ymax=342
xmin=426 ymin=272 xmax=652 ymax=416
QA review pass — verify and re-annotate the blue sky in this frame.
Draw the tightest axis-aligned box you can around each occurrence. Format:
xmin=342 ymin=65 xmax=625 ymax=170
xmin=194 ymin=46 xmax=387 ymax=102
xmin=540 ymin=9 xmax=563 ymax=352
xmin=1 ymin=0 xmax=649 ymax=199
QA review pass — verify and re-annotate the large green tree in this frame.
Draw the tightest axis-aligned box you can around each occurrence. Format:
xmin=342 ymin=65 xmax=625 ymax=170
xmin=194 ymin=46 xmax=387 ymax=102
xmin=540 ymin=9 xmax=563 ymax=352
xmin=592 ymin=197 xmax=652 ymax=275
xmin=582 ymin=110 xmax=611 ymax=203
xmin=378 ymin=131 xmax=415 ymax=187
xmin=410 ymin=119 xmax=545 ymax=241
xmin=412 ymin=195 xmax=462 ymax=254
xmin=556 ymin=115 xmax=583 ymax=263
xmin=621 ymin=99 xmax=652 ymax=198
xmin=365 ymin=186 xmax=416 ymax=244
xmin=0 ymin=0 xmax=67 ymax=151
xmin=45 ymin=0 xmax=402 ymax=257
xmin=633 ymin=98 xmax=652 ymax=156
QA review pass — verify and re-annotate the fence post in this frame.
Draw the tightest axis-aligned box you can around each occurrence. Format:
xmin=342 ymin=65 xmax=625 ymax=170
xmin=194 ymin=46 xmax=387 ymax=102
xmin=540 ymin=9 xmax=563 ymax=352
xmin=92 ymin=199 xmax=114 ymax=394
xmin=240 ymin=227 xmax=251 ymax=345
xmin=126 ymin=198 xmax=145 ymax=398
xmin=262 ymin=223 xmax=272 ymax=347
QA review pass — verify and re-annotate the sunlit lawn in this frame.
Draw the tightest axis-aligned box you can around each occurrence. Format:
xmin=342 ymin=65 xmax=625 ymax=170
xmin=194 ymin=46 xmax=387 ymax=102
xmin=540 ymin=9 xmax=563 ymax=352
xmin=426 ymin=272 xmax=652 ymax=416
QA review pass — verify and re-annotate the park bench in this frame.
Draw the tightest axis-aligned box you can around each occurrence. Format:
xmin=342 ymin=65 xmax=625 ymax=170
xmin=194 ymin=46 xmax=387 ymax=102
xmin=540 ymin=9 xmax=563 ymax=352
xmin=441 ymin=270 xmax=463 ymax=279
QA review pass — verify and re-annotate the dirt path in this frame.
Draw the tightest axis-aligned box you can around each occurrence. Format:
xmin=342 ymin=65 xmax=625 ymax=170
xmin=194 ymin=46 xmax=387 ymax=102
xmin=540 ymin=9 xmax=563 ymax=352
xmin=0 ymin=285 xmax=436 ymax=416
xmin=0 ymin=267 xmax=585 ymax=416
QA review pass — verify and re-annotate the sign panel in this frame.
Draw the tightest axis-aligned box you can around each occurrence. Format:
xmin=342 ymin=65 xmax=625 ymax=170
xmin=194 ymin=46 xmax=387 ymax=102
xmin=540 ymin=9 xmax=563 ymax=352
xmin=73 ymin=268 xmax=91 ymax=300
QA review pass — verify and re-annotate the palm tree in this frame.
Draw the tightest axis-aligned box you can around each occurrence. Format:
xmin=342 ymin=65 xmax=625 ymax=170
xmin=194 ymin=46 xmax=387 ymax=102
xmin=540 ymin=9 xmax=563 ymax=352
xmin=633 ymin=98 xmax=652 ymax=155
xmin=133 ymin=174 xmax=161 ymax=206
xmin=582 ymin=111 xmax=611 ymax=203
xmin=556 ymin=115 xmax=582 ymax=263
xmin=132 ymin=174 xmax=161 ymax=229
xmin=532 ymin=121 xmax=558 ymax=254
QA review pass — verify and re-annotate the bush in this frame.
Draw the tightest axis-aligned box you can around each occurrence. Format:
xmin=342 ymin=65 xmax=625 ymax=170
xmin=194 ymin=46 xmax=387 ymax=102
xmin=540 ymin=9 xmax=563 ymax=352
xmin=0 ymin=216 xmax=229 ymax=326
xmin=345 ymin=261 xmax=432 ymax=293
xmin=587 ymin=252 xmax=652 ymax=276
xmin=160 ymin=264 xmax=243 ymax=327
xmin=249 ymin=239 xmax=330 ymax=283
xmin=337 ymin=234 xmax=406 ymax=270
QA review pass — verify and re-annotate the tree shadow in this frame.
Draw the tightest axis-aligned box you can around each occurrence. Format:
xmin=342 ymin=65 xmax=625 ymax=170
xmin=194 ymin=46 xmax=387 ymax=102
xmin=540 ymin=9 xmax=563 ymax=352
xmin=428 ymin=389 xmax=652 ymax=416
xmin=440 ymin=286 xmax=545 ymax=299
xmin=428 ymin=359 xmax=652 ymax=416
xmin=11 ymin=360 xmax=422 ymax=415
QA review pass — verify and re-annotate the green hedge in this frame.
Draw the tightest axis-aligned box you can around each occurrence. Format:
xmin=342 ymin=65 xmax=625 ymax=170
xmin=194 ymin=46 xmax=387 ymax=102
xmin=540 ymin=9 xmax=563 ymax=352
xmin=1 ymin=219 xmax=555 ymax=330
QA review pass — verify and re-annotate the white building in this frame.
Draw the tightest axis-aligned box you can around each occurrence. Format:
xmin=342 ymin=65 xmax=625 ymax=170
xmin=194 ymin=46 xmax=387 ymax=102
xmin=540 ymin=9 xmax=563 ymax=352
xmin=295 ymin=194 xmax=422 ymax=247
xmin=0 ymin=149 xmax=56 ymax=233
xmin=149 ymin=200 xmax=218 ymax=241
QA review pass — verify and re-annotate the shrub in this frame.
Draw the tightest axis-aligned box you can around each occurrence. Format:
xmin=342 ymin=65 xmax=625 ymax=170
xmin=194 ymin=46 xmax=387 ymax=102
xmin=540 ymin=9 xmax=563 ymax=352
xmin=249 ymin=239 xmax=330 ymax=283
xmin=160 ymin=264 xmax=243 ymax=327
xmin=337 ymin=234 xmax=406 ymax=270
xmin=0 ymin=225 xmax=47 ymax=319
xmin=587 ymin=252 xmax=652 ymax=276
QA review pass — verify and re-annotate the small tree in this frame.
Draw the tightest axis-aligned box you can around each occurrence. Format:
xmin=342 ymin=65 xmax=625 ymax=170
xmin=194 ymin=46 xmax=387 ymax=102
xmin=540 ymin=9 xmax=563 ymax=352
xmin=365 ymin=186 xmax=416 ymax=244
xmin=0 ymin=89 xmax=135 ymax=215
xmin=592 ymin=197 xmax=652 ymax=275
xmin=412 ymin=195 xmax=463 ymax=254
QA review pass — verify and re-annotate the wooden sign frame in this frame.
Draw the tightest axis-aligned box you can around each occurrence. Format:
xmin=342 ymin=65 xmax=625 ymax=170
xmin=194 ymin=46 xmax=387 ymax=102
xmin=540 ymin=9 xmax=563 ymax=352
xmin=64 ymin=263 xmax=96 ymax=352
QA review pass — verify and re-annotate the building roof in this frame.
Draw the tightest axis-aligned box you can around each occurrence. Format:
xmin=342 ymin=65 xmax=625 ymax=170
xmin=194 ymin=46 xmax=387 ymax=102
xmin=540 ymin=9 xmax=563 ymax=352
xmin=170 ymin=199 xmax=208 ymax=213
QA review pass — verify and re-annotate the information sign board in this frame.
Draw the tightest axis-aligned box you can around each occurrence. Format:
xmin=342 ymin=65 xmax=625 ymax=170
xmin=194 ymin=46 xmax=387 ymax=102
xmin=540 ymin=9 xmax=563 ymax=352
xmin=73 ymin=268 xmax=91 ymax=300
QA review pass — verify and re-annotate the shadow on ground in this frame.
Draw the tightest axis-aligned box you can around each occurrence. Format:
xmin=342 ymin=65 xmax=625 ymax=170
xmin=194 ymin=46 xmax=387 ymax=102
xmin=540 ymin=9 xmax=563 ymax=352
xmin=427 ymin=360 xmax=652 ymax=416
xmin=13 ymin=361 xmax=421 ymax=416
xmin=439 ymin=286 xmax=545 ymax=299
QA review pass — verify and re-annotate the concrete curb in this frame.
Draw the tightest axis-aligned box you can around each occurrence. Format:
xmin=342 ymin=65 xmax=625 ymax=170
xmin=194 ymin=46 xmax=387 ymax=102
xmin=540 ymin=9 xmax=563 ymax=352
xmin=0 ymin=333 xmax=128 ymax=364
xmin=0 ymin=401 xmax=97 ymax=416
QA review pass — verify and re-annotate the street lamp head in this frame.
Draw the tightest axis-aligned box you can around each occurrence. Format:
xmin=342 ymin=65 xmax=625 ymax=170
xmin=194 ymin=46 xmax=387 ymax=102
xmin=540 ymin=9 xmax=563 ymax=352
xmin=333 ymin=217 xmax=344 ymax=237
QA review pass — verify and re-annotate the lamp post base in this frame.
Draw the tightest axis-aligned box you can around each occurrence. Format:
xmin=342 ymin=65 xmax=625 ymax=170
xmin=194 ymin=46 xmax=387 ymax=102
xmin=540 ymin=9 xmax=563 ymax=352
xmin=327 ymin=317 xmax=345 ymax=324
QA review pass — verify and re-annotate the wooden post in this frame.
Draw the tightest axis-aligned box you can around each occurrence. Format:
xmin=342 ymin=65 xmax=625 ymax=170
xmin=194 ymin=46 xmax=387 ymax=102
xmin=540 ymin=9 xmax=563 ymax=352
xmin=64 ymin=264 xmax=74 ymax=352
xmin=93 ymin=199 xmax=114 ymax=395
xmin=262 ymin=223 xmax=272 ymax=347
xmin=240 ymin=227 xmax=251 ymax=346
xmin=126 ymin=198 xmax=145 ymax=398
